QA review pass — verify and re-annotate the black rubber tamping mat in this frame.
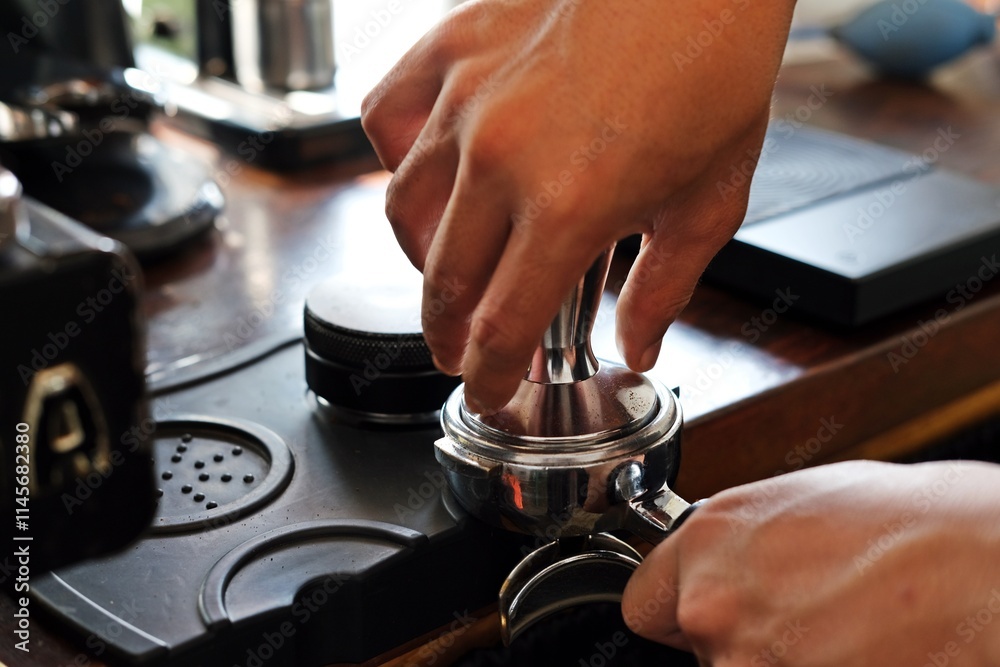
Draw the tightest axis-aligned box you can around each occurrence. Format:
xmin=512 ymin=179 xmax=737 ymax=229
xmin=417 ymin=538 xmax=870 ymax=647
xmin=31 ymin=342 xmax=534 ymax=666
xmin=700 ymin=125 xmax=1000 ymax=327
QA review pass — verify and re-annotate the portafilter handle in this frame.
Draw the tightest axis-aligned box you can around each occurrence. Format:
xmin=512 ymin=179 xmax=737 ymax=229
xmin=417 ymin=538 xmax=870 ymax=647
xmin=525 ymin=245 xmax=614 ymax=384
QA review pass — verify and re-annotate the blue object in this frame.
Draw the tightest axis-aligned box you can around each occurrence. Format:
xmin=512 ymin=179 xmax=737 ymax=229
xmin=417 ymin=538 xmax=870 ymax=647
xmin=832 ymin=0 xmax=997 ymax=78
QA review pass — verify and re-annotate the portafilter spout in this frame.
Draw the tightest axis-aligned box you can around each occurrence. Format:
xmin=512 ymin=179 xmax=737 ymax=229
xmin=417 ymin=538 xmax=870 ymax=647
xmin=435 ymin=244 xmax=701 ymax=644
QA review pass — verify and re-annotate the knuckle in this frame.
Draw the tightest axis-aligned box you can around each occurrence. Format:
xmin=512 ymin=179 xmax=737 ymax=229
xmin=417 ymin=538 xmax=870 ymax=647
xmin=675 ymin=587 xmax=734 ymax=645
xmin=384 ymin=182 xmax=408 ymax=230
xmin=360 ymin=90 xmax=378 ymax=124
xmin=385 ymin=197 xmax=411 ymax=251
xmin=360 ymin=88 xmax=388 ymax=139
xmin=463 ymin=123 xmax=516 ymax=176
xmin=435 ymin=2 xmax=487 ymax=50
xmin=458 ymin=97 xmax=531 ymax=174
xmin=383 ymin=178 xmax=429 ymax=272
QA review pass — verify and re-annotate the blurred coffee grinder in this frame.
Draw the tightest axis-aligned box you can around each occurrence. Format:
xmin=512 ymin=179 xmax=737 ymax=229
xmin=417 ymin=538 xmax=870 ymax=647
xmin=0 ymin=0 xmax=222 ymax=262
xmin=0 ymin=165 xmax=156 ymax=575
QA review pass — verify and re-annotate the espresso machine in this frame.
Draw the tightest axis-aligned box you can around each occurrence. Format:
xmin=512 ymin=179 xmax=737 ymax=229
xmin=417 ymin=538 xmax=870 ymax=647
xmin=0 ymin=0 xmax=223 ymax=261
xmin=134 ymin=0 xmax=380 ymax=169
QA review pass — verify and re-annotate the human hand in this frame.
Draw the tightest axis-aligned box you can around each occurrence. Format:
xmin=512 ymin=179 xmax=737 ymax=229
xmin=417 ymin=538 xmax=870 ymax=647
xmin=622 ymin=460 xmax=1000 ymax=665
xmin=362 ymin=0 xmax=795 ymax=411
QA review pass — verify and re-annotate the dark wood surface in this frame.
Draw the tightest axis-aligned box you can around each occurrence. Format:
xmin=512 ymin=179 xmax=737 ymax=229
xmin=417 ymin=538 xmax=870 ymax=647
xmin=4 ymin=40 xmax=1000 ymax=667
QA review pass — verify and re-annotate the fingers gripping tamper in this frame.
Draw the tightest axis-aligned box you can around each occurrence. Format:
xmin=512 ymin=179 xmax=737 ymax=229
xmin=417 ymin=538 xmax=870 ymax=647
xmin=434 ymin=245 xmax=701 ymax=644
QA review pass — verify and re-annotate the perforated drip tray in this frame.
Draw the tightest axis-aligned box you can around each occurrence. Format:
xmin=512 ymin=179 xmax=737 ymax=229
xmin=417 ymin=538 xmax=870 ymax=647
xmin=32 ymin=343 xmax=532 ymax=667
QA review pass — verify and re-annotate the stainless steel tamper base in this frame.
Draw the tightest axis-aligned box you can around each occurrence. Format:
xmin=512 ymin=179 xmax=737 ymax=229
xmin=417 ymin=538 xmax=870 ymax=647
xmin=434 ymin=245 xmax=699 ymax=644
xmin=436 ymin=373 xmax=682 ymax=539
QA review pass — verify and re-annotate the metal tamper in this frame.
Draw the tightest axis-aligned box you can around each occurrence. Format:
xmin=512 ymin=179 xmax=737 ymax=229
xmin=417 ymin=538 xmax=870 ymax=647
xmin=435 ymin=244 xmax=701 ymax=644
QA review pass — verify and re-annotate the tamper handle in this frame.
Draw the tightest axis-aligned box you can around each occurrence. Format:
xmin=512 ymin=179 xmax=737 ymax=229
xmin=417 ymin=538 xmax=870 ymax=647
xmin=526 ymin=245 xmax=614 ymax=384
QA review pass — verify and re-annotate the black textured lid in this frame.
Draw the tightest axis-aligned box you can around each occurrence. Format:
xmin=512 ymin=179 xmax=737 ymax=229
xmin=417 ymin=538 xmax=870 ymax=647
xmin=304 ymin=273 xmax=433 ymax=370
xmin=303 ymin=273 xmax=459 ymax=421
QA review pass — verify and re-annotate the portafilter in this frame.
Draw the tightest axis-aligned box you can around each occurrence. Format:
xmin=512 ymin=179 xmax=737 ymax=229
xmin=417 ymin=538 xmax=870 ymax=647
xmin=435 ymin=244 xmax=702 ymax=644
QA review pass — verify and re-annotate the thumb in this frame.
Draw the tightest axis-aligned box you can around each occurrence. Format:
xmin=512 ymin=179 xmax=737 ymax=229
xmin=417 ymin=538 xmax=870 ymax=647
xmin=616 ymin=116 xmax=767 ymax=371
xmin=621 ymin=536 xmax=688 ymax=649
xmin=615 ymin=214 xmax=736 ymax=372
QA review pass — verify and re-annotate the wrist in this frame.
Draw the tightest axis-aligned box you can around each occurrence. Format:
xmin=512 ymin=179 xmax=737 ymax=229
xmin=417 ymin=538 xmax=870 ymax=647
xmin=921 ymin=462 xmax=1000 ymax=665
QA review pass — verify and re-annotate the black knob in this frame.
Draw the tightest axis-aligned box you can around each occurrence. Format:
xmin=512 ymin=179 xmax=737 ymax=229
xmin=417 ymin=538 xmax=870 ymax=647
xmin=304 ymin=274 xmax=460 ymax=424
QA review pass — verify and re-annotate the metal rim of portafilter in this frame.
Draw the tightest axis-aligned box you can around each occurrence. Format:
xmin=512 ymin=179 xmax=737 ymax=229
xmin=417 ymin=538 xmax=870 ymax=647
xmin=434 ymin=244 xmax=702 ymax=645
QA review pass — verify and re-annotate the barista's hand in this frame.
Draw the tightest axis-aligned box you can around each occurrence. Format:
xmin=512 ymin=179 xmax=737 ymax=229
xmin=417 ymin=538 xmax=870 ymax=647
xmin=361 ymin=0 xmax=795 ymax=411
xmin=622 ymin=460 xmax=1000 ymax=666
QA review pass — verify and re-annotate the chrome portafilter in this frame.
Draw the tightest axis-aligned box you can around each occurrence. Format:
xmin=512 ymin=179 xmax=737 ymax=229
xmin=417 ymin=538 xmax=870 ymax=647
xmin=434 ymin=244 xmax=701 ymax=644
